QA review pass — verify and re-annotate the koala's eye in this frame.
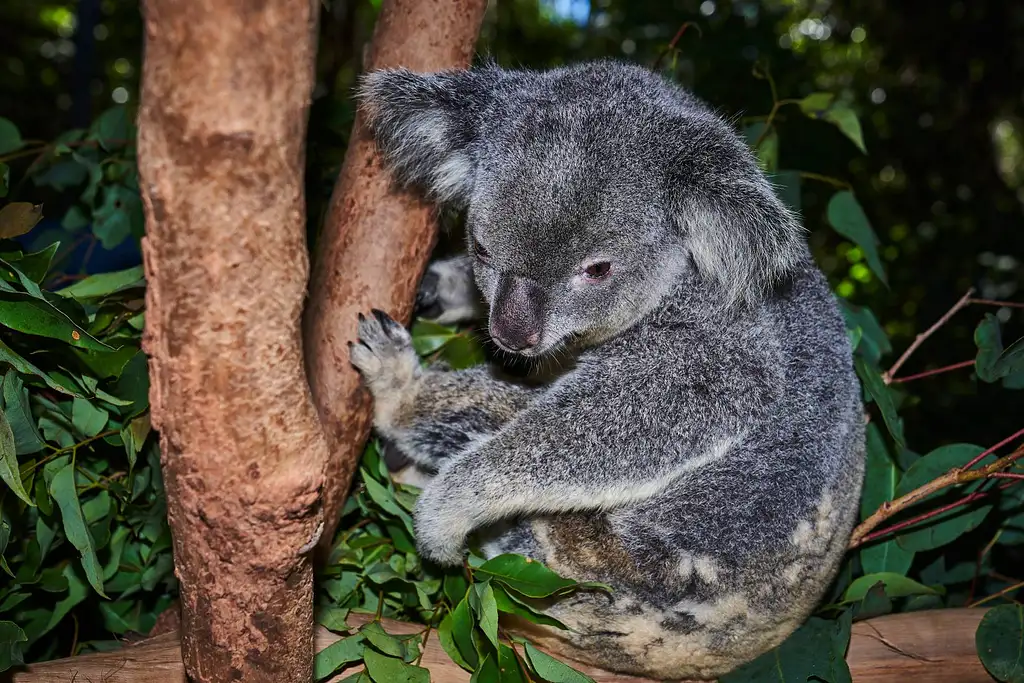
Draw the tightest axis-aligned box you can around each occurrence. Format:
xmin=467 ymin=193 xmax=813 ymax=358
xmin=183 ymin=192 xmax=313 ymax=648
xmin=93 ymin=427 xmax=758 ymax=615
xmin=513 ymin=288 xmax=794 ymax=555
xmin=583 ymin=261 xmax=612 ymax=281
xmin=472 ymin=237 xmax=490 ymax=262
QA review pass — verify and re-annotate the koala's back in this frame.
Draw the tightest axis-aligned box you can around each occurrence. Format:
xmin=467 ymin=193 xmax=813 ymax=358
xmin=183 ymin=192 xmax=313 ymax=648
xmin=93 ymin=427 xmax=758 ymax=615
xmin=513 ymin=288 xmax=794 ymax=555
xmin=479 ymin=265 xmax=864 ymax=679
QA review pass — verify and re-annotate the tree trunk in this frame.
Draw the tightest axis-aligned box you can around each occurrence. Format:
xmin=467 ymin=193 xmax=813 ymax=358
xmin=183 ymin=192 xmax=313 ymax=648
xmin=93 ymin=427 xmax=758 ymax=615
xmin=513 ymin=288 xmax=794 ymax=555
xmin=136 ymin=0 xmax=326 ymax=681
xmin=304 ymin=0 xmax=489 ymax=552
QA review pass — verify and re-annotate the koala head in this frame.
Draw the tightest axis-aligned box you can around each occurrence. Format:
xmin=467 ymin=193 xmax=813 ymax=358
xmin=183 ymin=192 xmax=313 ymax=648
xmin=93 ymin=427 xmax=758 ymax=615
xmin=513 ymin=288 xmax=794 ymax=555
xmin=357 ymin=60 xmax=806 ymax=356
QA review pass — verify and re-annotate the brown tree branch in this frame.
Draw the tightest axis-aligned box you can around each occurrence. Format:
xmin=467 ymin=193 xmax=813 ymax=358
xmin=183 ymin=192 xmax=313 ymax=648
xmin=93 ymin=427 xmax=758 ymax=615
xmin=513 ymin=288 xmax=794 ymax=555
xmin=8 ymin=610 xmax=994 ymax=683
xmin=304 ymin=0 xmax=488 ymax=555
xmin=849 ymin=441 xmax=1024 ymax=549
xmin=889 ymin=359 xmax=975 ymax=383
xmin=883 ymin=288 xmax=974 ymax=384
xmin=136 ymin=0 xmax=326 ymax=680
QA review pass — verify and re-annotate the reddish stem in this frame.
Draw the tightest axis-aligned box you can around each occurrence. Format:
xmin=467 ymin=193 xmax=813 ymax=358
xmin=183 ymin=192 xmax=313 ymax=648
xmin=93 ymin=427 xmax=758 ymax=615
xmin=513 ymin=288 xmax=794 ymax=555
xmin=859 ymin=490 xmax=990 ymax=545
xmin=964 ymin=426 xmax=1024 ymax=470
xmin=989 ymin=472 xmax=1024 ymax=481
xmin=889 ymin=359 xmax=975 ymax=383
xmin=970 ymin=298 xmax=1024 ymax=309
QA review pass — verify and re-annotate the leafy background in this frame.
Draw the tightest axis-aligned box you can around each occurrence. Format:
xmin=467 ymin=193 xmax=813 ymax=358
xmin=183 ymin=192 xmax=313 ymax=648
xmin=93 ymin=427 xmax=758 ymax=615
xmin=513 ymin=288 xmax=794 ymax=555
xmin=1 ymin=1 xmax=1023 ymax=682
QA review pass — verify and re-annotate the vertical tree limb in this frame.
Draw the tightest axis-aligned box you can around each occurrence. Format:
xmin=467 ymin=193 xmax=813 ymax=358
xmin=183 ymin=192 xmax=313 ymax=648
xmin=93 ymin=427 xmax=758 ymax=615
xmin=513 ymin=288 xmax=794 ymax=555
xmin=136 ymin=1 xmax=326 ymax=681
xmin=305 ymin=0 xmax=489 ymax=550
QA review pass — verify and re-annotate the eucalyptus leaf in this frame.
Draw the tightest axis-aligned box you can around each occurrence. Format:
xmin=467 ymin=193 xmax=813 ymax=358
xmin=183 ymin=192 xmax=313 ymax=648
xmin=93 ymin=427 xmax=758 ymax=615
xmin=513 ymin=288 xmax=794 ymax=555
xmin=362 ymin=647 xmax=430 ymax=683
xmin=49 ymin=464 xmax=108 ymax=596
xmin=0 ymin=118 xmax=22 ymax=155
xmin=0 ymin=203 xmax=43 ymax=240
xmin=523 ymin=641 xmax=595 ymax=683
xmin=476 ymin=554 xmax=578 ymax=599
xmin=0 ymin=410 xmax=33 ymax=506
xmin=314 ymin=633 xmax=365 ymax=681
xmin=827 ymin=191 xmax=886 ymax=285
xmin=975 ymin=604 xmax=1024 ymax=683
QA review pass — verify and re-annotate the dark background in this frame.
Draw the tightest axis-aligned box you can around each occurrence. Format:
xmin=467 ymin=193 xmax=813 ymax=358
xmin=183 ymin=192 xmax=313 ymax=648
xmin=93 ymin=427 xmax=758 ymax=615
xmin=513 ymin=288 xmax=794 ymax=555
xmin=2 ymin=0 xmax=1021 ymax=451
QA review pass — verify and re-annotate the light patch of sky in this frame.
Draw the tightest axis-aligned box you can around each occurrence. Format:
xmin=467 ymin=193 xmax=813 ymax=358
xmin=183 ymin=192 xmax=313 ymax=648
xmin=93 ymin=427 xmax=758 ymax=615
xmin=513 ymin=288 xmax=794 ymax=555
xmin=545 ymin=0 xmax=591 ymax=25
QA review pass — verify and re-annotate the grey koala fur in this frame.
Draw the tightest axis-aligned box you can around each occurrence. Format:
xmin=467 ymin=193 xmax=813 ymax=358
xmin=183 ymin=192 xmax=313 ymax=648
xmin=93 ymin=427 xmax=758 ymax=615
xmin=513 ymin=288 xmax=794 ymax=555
xmin=348 ymin=59 xmax=866 ymax=680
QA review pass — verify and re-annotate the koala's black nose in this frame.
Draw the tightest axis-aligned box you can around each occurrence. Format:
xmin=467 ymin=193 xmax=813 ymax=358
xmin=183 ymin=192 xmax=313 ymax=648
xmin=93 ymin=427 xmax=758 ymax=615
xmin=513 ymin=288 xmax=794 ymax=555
xmin=490 ymin=275 xmax=545 ymax=352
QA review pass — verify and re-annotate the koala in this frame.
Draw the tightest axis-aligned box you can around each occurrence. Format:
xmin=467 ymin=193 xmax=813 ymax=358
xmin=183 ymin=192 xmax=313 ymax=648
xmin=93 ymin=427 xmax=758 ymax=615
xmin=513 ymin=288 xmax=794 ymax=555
xmin=348 ymin=59 xmax=866 ymax=680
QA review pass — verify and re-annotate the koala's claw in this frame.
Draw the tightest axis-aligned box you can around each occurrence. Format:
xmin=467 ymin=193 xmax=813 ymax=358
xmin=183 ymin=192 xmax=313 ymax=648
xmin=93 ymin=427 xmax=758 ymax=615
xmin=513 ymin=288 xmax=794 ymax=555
xmin=349 ymin=309 xmax=419 ymax=386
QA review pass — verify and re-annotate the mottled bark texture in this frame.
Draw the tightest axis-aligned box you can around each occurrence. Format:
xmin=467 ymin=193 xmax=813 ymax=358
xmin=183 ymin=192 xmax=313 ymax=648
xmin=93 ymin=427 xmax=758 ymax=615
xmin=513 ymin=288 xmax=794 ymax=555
xmin=136 ymin=1 xmax=326 ymax=681
xmin=305 ymin=0 xmax=489 ymax=551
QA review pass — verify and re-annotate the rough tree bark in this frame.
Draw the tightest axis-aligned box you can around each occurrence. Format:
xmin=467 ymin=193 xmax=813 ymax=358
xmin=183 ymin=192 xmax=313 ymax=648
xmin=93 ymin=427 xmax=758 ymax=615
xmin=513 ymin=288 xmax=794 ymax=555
xmin=304 ymin=0 xmax=489 ymax=551
xmin=136 ymin=0 xmax=326 ymax=681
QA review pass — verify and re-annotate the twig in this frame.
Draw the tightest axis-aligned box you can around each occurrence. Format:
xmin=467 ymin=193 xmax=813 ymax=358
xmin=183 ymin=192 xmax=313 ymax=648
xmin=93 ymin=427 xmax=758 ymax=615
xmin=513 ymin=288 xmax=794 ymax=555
xmin=889 ymin=359 xmax=975 ymax=384
xmin=989 ymin=472 xmax=1024 ymax=481
xmin=798 ymin=171 xmax=852 ymax=190
xmin=969 ymin=298 xmax=1024 ymax=309
xmin=963 ymin=426 xmax=1024 ymax=470
xmin=883 ymin=288 xmax=974 ymax=384
xmin=856 ymin=490 xmax=989 ymax=546
xmin=651 ymin=21 xmax=702 ymax=71
xmin=968 ymin=579 xmax=1024 ymax=608
xmin=849 ymin=441 xmax=1024 ymax=548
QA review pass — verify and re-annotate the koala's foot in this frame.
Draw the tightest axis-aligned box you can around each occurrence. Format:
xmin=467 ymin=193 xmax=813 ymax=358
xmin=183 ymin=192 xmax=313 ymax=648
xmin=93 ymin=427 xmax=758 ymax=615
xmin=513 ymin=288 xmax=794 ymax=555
xmin=416 ymin=256 xmax=484 ymax=325
xmin=349 ymin=309 xmax=421 ymax=427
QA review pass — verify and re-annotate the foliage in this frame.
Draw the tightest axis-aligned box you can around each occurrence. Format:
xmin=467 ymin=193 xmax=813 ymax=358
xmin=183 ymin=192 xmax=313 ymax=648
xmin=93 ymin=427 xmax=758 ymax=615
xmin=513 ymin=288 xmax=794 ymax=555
xmin=1 ymin=3 xmax=1024 ymax=682
xmin=0 ymin=114 xmax=171 ymax=669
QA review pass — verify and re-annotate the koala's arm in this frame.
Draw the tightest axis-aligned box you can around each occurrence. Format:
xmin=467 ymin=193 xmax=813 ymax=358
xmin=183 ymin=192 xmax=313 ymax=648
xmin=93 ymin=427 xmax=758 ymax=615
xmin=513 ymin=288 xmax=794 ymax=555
xmin=351 ymin=311 xmax=537 ymax=471
xmin=414 ymin=355 xmax=772 ymax=565
xmin=417 ymin=255 xmax=486 ymax=325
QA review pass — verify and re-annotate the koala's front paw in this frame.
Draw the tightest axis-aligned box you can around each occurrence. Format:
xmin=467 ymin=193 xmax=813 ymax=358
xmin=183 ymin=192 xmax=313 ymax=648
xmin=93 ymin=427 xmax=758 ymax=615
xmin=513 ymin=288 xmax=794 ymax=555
xmin=349 ymin=309 xmax=421 ymax=426
xmin=415 ymin=258 xmax=483 ymax=325
xmin=414 ymin=476 xmax=472 ymax=566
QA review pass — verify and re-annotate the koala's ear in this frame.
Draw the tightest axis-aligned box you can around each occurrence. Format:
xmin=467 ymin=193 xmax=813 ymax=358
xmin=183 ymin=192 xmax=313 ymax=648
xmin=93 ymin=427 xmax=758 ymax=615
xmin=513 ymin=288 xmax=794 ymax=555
xmin=685 ymin=177 xmax=807 ymax=307
xmin=356 ymin=66 xmax=500 ymax=206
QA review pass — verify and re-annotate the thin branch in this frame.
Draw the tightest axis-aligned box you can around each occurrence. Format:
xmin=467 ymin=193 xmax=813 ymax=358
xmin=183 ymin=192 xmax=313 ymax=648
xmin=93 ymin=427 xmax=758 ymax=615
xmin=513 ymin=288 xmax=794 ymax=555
xmin=651 ymin=22 xmax=702 ymax=71
xmin=883 ymin=288 xmax=974 ymax=384
xmin=968 ymin=579 xmax=1024 ymax=608
xmin=969 ymin=298 xmax=1024 ymax=309
xmin=889 ymin=359 xmax=975 ymax=384
xmin=849 ymin=441 xmax=1024 ymax=548
xmin=798 ymin=171 xmax=852 ymax=190
xmin=963 ymin=426 xmax=1024 ymax=470
xmin=857 ymin=490 xmax=989 ymax=546
xmin=989 ymin=472 xmax=1024 ymax=481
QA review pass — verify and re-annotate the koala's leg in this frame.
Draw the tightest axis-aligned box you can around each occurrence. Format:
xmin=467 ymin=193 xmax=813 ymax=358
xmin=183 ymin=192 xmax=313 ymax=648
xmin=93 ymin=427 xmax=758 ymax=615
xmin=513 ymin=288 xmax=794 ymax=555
xmin=416 ymin=255 xmax=486 ymax=325
xmin=350 ymin=310 xmax=537 ymax=472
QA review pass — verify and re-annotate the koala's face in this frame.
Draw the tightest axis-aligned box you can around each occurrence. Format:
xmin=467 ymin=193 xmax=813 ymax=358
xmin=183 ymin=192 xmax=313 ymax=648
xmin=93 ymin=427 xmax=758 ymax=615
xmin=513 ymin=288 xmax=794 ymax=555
xmin=359 ymin=60 xmax=805 ymax=356
xmin=464 ymin=142 xmax=685 ymax=356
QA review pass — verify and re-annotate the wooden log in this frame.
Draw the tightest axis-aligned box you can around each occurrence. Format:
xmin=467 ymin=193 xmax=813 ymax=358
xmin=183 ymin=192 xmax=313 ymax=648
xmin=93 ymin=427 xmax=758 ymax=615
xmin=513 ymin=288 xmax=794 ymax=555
xmin=135 ymin=0 xmax=326 ymax=680
xmin=304 ymin=0 xmax=489 ymax=555
xmin=5 ymin=609 xmax=992 ymax=683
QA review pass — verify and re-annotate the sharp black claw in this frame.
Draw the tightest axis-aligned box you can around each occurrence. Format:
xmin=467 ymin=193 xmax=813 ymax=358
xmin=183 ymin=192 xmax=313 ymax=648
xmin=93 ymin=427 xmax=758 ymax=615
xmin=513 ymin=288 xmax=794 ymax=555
xmin=357 ymin=312 xmax=366 ymax=323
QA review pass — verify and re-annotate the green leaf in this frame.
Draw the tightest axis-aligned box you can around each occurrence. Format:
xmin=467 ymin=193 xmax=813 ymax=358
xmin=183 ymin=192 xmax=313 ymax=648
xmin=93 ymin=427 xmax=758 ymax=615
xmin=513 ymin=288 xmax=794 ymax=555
xmin=444 ymin=572 xmax=469 ymax=605
xmin=0 ymin=339 xmax=83 ymax=396
xmin=0 ymin=118 xmax=22 ymax=155
xmin=471 ymin=582 xmax=501 ymax=651
xmin=31 ymin=564 xmax=89 ymax=641
xmin=493 ymin=584 xmax=569 ymax=630
xmin=0 ymin=295 xmax=114 ymax=351
xmin=0 ymin=620 xmax=28 ymax=671
xmin=859 ymin=424 xmax=914 ymax=574
xmin=975 ymin=314 xmax=1024 ymax=383
xmin=720 ymin=614 xmax=852 ymax=683
xmin=92 ymin=185 xmax=142 ymax=249
xmin=841 ymin=300 xmax=891 ymax=364
xmin=523 ymin=641 xmax=595 ymax=683
xmin=498 ymin=642 xmax=528 ymax=683
xmin=72 ymin=397 xmax=109 ymax=438
xmin=0 ymin=409 xmax=32 ymax=506
xmin=362 ymin=647 xmax=430 ymax=683
xmin=61 ymin=204 xmax=90 ymax=231
xmin=49 ymin=464 xmax=108 ymax=596
xmin=976 ymin=604 xmax=1024 ymax=683
xmin=476 ymin=554 xmax=578 ymax=599
xmin=827 ymin=191 xmax=887 ymax=286
xmin=91 ymin=106 xmax=129 ymax=151
xmin=842 ymin=572 xmax=939 ymax=603
xmin=894 ymin=443 xmax=995 ymax=552
xmin=744 ymin=123 xmax=779 ymax=172
xmin=316 ymin=606 xmax=351 ymax=634
xmin=313 ymin=633 xmax=365 ymax=681
xmin=825 ymin=105 xmax=868 ymax=154
xmin=798 ymin=92 xmax=836 ymax=116
xmin=768 ymin=170 xmax=802 ymax=213
xmin=57 ymin=265 xmax=145 ymax=300
xmin=3 ymin=370 xmax=45 ymax=455
xmin=854 ymin=358 xmax=905 ymax=449
xmin=0 ymin=203 xmax=43 ymax=240
xmin=472 ymin=653 xmax=501 ymax=683
xmin=442 ymin=334 xmax=487 ymax=370
xmin=438 ymin=611 xmax=473 ymax=671
xmin=360 ymin=621 xmax=416 ymax=661
xmin=450 ymin=597 xmax=480 ymax=668
xmin=410 ymin=319 xmax=458 ymax=356
xmin=17 ymin=243 xmax=60 ymax=283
